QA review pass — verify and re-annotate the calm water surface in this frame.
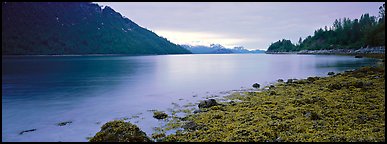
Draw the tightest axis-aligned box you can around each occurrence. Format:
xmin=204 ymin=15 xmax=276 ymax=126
xmin=2 ymin=54 xmax=379 ymax=142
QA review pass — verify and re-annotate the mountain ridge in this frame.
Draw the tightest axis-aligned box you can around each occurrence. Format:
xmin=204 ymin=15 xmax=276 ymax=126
xmin=2 ymin=2 xmax=191 ymax=55
xmin=180 ymin=44 xmax=265 ymax=54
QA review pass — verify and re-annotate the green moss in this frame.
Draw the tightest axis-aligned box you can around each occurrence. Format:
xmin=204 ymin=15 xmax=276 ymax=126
xmin=160 ymin=66 xmax=385 ymax=142
xmin=89 ymin=120 xmax=151 ymax=142
xmin=153 ymin=111 xmax=168 ymax=120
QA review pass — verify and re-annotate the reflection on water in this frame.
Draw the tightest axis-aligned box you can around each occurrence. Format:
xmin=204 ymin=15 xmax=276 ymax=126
xmin=2 ymin=54 xmax=379 ymax=142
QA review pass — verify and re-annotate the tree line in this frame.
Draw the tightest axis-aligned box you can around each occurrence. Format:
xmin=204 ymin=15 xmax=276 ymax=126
xmin=267 ymin=4 xmax=385 ymax=52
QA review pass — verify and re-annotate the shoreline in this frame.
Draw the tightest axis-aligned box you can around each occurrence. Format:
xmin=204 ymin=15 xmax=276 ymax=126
xmin=158 ymin=64 xmax=385 ymax=142
xmin=90 ymin=60 xmax=385 ymax=142
xmin=265 ymin=47 xmax=385 ymax=57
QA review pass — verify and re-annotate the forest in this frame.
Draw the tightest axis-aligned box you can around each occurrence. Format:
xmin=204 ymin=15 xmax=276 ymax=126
xmin=267 ymin=4 xmax=385 ymax=52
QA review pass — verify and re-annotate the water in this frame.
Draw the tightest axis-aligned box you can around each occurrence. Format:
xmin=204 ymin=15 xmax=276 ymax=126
xmin=2 ymin=54 xmax=379 ymax=142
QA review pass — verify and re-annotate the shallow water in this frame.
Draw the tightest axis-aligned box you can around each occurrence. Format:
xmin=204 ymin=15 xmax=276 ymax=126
xmin=2 ymin=54 xmax=379 ymax=142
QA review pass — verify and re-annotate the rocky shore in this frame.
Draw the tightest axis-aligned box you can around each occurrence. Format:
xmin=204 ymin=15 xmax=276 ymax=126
xmin=265 ymin=46 xmax=385 ymax=55
xmin=158 ymin=65 xmax=385 ymax=142
xmin=90 ymin=56 xmax=385 ymax=142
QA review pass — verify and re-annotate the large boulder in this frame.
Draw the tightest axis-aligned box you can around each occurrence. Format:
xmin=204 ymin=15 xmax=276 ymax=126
xmin=153 ymin=111 xmax=168 ymax=120
xmin=198 ymin=99 xmax=219 ymax=109
xmin=89 ymin=120 xmax=151 ymax=142
xmin=252 ymin=83 xmax=260 ymax=88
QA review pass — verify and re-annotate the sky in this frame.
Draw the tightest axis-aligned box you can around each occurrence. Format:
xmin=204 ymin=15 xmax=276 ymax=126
xmin=95 ymin=2 xmax=384 ymax=50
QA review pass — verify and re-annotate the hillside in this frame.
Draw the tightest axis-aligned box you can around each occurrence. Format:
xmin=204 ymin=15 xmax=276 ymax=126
xmin=266 ymin=4 xmax=385 ymax=53
xmin=2 ymin=2 xmax=191 ymax=55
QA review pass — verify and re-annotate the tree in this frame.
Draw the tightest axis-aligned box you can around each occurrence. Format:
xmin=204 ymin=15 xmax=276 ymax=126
xmin=267 ymin=39 xmax=296 ymax=52
xmin=298 ymin=37 xmax=303 ymax=45
xmin=379 ymin=3 xmax=385 ymax=21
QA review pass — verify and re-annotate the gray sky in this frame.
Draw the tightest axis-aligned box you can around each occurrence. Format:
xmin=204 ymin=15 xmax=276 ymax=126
xmin=95 ymin=2 xmax=384 ymax=50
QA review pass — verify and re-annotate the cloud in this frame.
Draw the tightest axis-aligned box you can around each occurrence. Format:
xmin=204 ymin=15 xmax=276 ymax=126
xmin=154 ymin=30 xmax=249 ymax=48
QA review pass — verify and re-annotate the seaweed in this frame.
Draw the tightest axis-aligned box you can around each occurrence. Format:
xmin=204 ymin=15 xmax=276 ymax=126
xmin=159 ymin=66 xmax=385 ymax=142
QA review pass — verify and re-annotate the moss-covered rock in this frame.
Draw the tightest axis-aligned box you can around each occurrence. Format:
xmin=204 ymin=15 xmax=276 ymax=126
xmin=306 ymin=76 xmax=319 ymax=82
xmin=286 ymin=79 xmax=294 ymax=84
xmin=198 ymin=99 xmax=219 ymax=109
xmin=252 ymin=83 xmax=260 ymax=88
xmin=153 ymin=111 xmax=168 ymax=120
xmin=89 ymin=120 xmax=151 ymax=142
xmin=57 ymin=121 xmax=72 ymax=126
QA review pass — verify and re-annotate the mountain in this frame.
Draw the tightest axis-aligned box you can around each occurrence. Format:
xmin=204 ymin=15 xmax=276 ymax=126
xmin=248 ymin=49 xmax=266 ymax=53
xmin=180 ymin=44 xmax=265 ymax=54
xmin=2 ymin=2 xmax=191 ymax=55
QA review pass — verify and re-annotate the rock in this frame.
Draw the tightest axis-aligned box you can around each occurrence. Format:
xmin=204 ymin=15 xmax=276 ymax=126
xmin=366 ymin=95 xmax=377 ymax=99
xmin=19 ymin=129 xmax=37 ymax=135
xmin=355 ymin=55 xmax=363 ymax=58
xmin=252 ymin=83 xmax=260 ymax=88
xmin=307 ymin=77 xmax=317 ymax=82
xmin=364 ymin=82 xmax=373 ymax=87
xmin=153 ymin=111 xmax=168 ymax=120
xmin=182 ymin=121 xmax=199 ymax=131
xmin=236 ymin=129 xmax=251 ymax=136
xmin=328 ymin=83 xmax=342 ymax=90
xmin=353 ymin=81 xmax=364 ymax=88
xmin=369 ymin=105 xmax=378 ymax=110
xmin=198 ymin=99 xmax=218 ymax=109
xmin=373 ymin=76 xmax=381 ymax=79
xmin=193 ymin=109 xmax=204 ymax=114
xmin=264 ymin=101 xmax=273 ymax=104
xmin=310 ymin=112 xmax=320 ymax=120
xmin=286 ymin=79 xmax=293 ymax=84
xmin=90 ymin=120 xmax=151 ymax=142
xmin=210 ymin=105 xmax=225 ymax=111
xmin=304 ymin=111 xmax=320 ymax=120
xmin=356 ymin=115 xmax=367 ymax=124
xmin=294 ymin=79 xmax=308 ymax=84
xmin=151 ymin=133 xmax=166 ymax=141
xmin=179 ymin=116 xmax=189 ymax=121
xmin=269 ymin=91 xmax=277 ymax=96
xmin=271 ymin=115 xmax=282 ymax=120
xmin=57 ymin=121 xmax=72 ymax=126
xmin=277 ymin=79 xmax=284 ymax=83
xmin=327 ymin=72 xmax=335 ymax=75
xmin=229 ymin=100 xmax=236 ymax=106
xmin=213 ymin=114 xmax=223 ymax=119
xmin=372 ymin=128 xmax=381 ymax=132
xmin=275 ymin=137 xmax=282 ymax=142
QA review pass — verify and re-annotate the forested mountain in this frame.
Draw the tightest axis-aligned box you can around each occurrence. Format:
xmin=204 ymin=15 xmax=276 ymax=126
xmin=267 ymin=4 xmax=385 ymax=52
xmin=2 ymin=2 xmax=191 ymax=55
xmin=181 ymin=44 xmax=265 ymax=54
